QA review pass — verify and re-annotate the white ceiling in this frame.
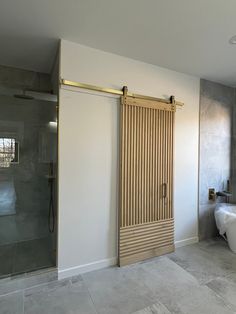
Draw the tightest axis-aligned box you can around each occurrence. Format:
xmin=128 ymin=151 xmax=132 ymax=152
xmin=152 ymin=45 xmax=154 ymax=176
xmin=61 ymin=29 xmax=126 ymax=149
xmin=1 ymin=0 xmax=236 ymax=86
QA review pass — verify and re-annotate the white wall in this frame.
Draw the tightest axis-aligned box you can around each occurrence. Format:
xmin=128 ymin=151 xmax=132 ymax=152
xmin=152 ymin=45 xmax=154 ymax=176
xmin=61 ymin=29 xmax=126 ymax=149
xmin=58 ymin=39 xmax=200 ymax=278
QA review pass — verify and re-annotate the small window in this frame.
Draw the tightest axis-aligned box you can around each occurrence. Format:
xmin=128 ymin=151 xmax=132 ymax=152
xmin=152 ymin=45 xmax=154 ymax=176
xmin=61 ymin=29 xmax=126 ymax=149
xmin=0 ymin=138 xmax=18 ymax=168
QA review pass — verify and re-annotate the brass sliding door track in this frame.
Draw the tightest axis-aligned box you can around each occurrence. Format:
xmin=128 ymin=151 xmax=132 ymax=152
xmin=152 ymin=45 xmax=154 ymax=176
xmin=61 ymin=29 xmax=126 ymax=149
xmin=60 ymin=79 xmax=184 ymax=109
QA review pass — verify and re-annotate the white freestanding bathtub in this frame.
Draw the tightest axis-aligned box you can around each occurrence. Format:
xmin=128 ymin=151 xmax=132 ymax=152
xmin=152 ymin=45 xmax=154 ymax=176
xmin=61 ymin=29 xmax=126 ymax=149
xmin=215 ymin=203 xmax=236 ymax=253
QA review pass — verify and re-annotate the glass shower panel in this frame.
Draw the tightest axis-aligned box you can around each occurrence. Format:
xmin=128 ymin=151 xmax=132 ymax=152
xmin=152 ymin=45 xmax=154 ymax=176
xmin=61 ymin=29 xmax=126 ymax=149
xmin=0 ymin=96 xmax=57 ymax=278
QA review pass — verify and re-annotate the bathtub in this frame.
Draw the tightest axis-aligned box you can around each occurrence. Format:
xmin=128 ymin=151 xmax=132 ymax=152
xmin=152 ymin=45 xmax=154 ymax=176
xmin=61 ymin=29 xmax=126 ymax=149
xmin=215 ymin=203 xmax=236 ymax=253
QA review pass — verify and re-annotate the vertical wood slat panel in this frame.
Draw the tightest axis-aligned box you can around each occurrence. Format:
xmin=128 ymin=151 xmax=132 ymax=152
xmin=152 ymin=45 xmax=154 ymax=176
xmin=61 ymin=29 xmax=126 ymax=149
xmin=119 ymin=96 xmax=175 ymax=266
xmin=160 ymin=110 xmax=163 ymax=220
xmin=170 ymin=111 xmax=174 ymax=217
xmin=164 ymin=110 xmax=167 ymax=220
xmin=157 ymin=109 xmax=160 ymax=221
xmin=166 ymin=111 xmax=169 ymax=218
xmin=142 ymin=107 xmax=145 ymax=224
xmin=138 ymin=107 xmax=141 ymax=224
xmin=130 ymin=105 xmax=133 ymax=226
xmin=120 ymin=99 xmax=174 ymax=226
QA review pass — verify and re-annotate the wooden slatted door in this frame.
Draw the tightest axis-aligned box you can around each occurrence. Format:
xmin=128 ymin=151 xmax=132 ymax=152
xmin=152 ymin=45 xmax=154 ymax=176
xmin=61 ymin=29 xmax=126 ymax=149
xmin=119 ymin=95 xmax=175 ymax=266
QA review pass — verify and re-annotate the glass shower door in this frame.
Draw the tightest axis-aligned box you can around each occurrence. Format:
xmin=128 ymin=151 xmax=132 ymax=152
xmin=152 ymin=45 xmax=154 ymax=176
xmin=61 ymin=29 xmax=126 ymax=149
xmin=0 ymin=96 xmax=57 ymax=278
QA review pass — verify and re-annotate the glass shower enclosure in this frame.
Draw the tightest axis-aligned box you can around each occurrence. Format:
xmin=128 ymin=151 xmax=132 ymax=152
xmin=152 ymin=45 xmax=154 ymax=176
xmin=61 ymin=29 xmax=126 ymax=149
xmin=0 ymin=94 xmax=57 ymax=278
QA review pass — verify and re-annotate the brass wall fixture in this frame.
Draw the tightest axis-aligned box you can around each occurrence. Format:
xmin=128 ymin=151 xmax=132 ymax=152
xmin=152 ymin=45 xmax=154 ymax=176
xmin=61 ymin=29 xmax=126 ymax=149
xmin=208 ymin=188 xmax=216 ymax=201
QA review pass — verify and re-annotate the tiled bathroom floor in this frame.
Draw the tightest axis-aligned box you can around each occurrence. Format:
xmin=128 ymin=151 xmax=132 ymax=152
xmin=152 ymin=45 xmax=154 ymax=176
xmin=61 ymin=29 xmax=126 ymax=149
xmin=1 ymin=237 xmax=236 ymax=314
xmin=0 ymin=237 xmax=55 ymax=278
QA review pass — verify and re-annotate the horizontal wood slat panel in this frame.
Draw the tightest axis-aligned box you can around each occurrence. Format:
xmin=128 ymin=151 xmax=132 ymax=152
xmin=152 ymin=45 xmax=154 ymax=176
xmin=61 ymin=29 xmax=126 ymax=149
xmin=120 ymin=237 xmax=174 ymax=254
xmin=119 ymin=219 xmax=174 ymax=264
xmin=120 ymin=240 xmax=174 ymax=258
xmin=120 ymin=228 xmax=174 ymax=243
xmin=120 ymin=218 xmax=174 ymax=232
xmin=121 ymin=97 xmax=176 ymax=111
xmin=120 ymin=245 xmax=175 ymax=267
xmin=120 ymin=226 xmax=174 ymax=242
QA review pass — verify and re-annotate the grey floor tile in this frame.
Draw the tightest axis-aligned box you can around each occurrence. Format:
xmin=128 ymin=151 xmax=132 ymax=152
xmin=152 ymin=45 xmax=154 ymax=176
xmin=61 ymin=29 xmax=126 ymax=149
xmin=82 ymin=265 xmax=157 ymax=314
xmin=24 ymin=276 xmax=97 ymax=314
xmin=207 ymin=273 xmax=236 ymax=311
xmin=127 ymin=256 xmax=200 ymax=295
xmin=0 ymin=269 xmax=57 ymax=296
xmin=132 ymin=301 xmax=171 ymax=314
xmin=1 ymin=239 xmax=236 ymax=314
xmin=166 ymin=284 xmax=235 ymax=314
xmin=126 ymin=257 xmax=234 ymax=314
xmin=197 ymin=237 xmax=236 ymax=268
xmin=0 ymin=291 xmax=23 ymax=314
xmin=168 ymin=240 xmax=235 ymax=284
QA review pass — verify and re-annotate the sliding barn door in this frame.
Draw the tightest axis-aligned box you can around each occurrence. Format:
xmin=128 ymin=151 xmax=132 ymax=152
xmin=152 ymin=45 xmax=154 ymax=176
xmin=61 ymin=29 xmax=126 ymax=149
xmin=119 ymin=96 xmax=175 ymax=266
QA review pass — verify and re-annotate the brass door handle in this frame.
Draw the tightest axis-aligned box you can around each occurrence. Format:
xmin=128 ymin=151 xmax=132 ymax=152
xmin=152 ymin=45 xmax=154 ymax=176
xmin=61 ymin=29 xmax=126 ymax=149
xmin=163 ymin=183 xmax=167 ymax=198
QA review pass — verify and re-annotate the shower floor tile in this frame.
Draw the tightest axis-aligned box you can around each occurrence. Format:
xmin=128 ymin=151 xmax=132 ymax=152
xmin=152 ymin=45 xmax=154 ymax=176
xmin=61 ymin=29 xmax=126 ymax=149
xmin=0 ymin=237 xmax=55 ymax=278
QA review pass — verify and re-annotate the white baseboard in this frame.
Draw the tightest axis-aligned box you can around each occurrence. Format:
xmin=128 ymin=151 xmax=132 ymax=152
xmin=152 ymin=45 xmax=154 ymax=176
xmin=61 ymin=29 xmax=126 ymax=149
xmin=175 ymin=236 xmax=199 ymax=248
xmin=58 ymin=237 xmax=199 ymax=279
xmin=58 ymin=257 xmax=117 ymax=280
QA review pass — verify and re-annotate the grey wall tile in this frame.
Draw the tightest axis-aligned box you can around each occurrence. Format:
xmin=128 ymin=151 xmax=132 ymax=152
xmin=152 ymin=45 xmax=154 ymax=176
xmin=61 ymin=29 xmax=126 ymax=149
xmin=0 ymin=65 xmax=51 ymax=93
xmin=199 ymin=79 xmax=235 ymax=239
xmin=0 ymin=244 xmax=15 ymax=278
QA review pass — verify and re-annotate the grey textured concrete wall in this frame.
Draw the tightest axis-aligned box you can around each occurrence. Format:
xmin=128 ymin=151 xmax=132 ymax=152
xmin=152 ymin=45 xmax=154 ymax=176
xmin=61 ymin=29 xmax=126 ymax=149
xmin=231 ymin=97 xmax=236 ymax=204
xmin=199 ymin=79 xmax=234 ymax=240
